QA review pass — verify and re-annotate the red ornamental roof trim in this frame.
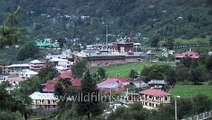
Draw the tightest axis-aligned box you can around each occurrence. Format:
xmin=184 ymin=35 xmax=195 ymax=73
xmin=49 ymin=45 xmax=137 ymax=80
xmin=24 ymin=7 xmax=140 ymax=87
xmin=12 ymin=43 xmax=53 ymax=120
xmin=175 ymin=50 xmax=199 ymax=59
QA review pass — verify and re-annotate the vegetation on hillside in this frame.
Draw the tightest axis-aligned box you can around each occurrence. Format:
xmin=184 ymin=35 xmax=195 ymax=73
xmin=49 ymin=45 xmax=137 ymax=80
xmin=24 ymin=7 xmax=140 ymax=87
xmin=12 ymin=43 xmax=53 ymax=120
xmin=0 ymin=0 xmax=211 ymax=45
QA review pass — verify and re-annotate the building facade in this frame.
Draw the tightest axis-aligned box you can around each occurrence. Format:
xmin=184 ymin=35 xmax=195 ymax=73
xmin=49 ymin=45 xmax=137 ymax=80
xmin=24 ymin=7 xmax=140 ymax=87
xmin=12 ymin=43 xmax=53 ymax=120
xmin=175 ymin=50 xmax=199 ymax=62
xmin=5 ymin=64 xmax=30 ymax=75
xmin=83 ymin=52 xmax=145 ymax=67
xmin=30 ymin=60 xmax=45 ymax=71
xmin=29 ymin=92 xmax=58 ymax=109
xmin=140 ymin=89 xmax=171 ymax=109
xmin=20 ymin=69 xmax=38 ymax=79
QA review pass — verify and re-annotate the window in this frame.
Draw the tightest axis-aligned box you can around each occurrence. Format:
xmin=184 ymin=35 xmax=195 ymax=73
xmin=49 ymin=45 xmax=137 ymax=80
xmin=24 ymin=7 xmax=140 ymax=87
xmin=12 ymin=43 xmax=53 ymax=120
xmin=165 ymin=96 xmax=167 ymax=101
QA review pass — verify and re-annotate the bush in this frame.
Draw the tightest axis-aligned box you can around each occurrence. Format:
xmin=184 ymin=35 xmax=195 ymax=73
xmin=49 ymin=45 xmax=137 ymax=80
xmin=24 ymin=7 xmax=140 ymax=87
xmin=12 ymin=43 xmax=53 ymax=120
xmin=0 ymin=110 xmax=23 ymax=120
xmin=16 ymin=41 xmax=42 ymax=61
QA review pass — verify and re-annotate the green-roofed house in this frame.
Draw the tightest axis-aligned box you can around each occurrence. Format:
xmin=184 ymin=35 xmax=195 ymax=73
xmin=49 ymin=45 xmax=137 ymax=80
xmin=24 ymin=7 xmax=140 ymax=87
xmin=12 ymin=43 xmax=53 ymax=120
xmin=35 ymin=39 xmax=60 ymax=48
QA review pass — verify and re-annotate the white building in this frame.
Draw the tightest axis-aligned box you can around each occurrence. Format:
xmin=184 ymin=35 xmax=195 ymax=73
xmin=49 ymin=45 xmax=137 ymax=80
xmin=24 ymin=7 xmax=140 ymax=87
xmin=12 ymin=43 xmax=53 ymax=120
xmin=45 ymin=49 xmax=72 ymax=60
xmin=20 ymin=69 xmax=38 ymax=79
xmin=30 ymin=60 xmax=45 ymax=71
xmin=29 ymin=92 xmax=59 ymax=109
xmin=140 ymin=89 xmax=171 ymax=109
xmin=49 ymin=58 xmax=72 ymax=68
xmin=5 ymin=64 xmax=30 ymax=75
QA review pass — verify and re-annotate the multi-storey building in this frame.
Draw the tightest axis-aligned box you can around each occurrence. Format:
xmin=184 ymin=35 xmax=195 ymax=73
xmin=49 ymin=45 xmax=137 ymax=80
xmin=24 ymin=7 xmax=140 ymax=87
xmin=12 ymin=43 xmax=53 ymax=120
xmin=30 ymin=60 xmax=45 ymax=71
xmin=29 ymin=92 xmax=58 ymax=109
xmin=5 ymin=64 xmax=30 ymax=75
xmin=140 ymin=89 xmax=171 ymax=109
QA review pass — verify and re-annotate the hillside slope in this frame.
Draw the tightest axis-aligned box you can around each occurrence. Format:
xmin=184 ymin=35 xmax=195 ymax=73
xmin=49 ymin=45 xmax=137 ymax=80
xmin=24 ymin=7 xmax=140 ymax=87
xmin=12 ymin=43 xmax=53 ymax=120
xmin=0 ymin=0 xmax=212 ymax=44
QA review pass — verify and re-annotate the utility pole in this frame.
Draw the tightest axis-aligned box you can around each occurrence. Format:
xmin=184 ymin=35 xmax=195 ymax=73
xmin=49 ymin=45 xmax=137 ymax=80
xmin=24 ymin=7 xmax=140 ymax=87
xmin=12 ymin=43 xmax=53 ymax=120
xmin=175 ymin=96 xmax=180 ymax=120
xmin=106 ymin=25 xmax=108 ymax=49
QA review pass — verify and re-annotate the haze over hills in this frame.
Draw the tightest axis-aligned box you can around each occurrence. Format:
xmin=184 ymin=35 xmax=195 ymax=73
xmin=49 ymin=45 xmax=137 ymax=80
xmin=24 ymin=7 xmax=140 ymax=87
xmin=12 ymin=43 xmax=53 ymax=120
xmin=0 ymin=0 xmax=212 ymax=44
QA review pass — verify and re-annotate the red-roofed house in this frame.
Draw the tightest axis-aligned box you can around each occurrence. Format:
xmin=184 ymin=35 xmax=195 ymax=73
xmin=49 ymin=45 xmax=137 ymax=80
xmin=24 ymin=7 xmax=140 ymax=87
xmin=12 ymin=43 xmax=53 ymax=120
xmin=97 ymin=77 xmax=129 ymax=93
xmin=140 ymin=89 xmax=171 ymax=109
xmin=42 ymin=78 xmax=81 ymax=93
xmin=42 ymin=69 xmax=80 ymax=93
xmin=59 ymin=69 xmax=72 ymax=79
xmin=72 ymin=78 xmax=81 ymax=87
xmin=175 ymin=49 xmax=199 ymax=62
xmin=42 ymin=79 xmax=56 ymax=93
xmin=7 ymin=77 xmax=24 ymax=85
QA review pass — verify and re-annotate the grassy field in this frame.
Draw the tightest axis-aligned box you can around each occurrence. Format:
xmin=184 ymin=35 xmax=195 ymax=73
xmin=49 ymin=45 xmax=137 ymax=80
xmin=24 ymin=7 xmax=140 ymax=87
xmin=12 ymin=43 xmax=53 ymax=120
xmin=169 ymin=85 xmax=212 ymax=98
xmin=174 ymin=46 xmax=212 ymax=54
xmin=206 ymin=117 xmax=212 ymax=120
xmin=91 ymin=61 xmax=175 ymax=78
xmin=159 ymin=36 xmax=211 ymax=46
xmin=174 ymin=36 xmax=211 ymax=45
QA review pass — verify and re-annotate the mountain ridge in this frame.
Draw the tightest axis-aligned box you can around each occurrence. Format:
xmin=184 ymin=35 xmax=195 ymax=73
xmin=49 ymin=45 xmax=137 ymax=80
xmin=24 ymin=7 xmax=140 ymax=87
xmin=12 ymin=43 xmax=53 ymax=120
xmin=0 ymin=0 xmax=211 ymax=44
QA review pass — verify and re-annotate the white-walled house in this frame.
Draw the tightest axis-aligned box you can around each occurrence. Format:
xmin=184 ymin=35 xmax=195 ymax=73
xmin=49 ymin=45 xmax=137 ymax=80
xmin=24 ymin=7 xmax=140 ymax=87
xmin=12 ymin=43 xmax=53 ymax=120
xmin=45 ymin=49 xmax=72 ymax=60
xmin=49 ymin=58 xmax=72 ymax=68
xmin=30 ymin=60 xmax=45 ymax=71
xmin=20 ymin=69 xmax=38 ymax=79
xmin=5 ymin=64 xmax=30 ymax=75
xmin=29 ymin=92 xmax=59 ymax=109
xmin=140 ymin=89 xmax=171 ymax=109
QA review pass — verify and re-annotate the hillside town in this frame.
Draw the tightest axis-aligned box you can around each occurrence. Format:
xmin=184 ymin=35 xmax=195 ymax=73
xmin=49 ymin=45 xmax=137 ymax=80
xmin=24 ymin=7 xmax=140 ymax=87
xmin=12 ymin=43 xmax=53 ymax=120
xmin=0 ymin=36 xmax=212 ymax=120
xmin=0 ymin=0 xmax=212 ymax=120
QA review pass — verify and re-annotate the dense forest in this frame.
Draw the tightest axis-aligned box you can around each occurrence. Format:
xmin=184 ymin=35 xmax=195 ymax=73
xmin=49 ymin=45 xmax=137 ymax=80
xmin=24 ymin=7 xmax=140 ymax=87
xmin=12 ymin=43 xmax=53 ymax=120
xmin=0 ymin=0 xmax=212 ymax=44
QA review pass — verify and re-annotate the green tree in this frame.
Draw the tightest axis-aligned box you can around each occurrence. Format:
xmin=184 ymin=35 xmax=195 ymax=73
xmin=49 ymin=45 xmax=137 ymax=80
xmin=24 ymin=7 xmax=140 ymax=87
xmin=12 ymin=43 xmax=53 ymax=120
xmin=192 ymin=94 xmax=212 ymax=113
xmin=57 ymin=38 xmax=67 ymax=48
xmin=150 ymin=34 xmax=160 ymax=47
xmin=140 ymin=64 xmax=171 ymax=82
xmin=177 ymin=98 xmax=193 ymax=119
xmin=54 ymin=78 xmax=79 ymax=113
xmin=5 ymin=6 xmax=21 ymax=27
xmin=205 ymin=55 xmax=212 ymax=72
xmin=180 ymin=58 xmax=193 ymax=68
xmin=17 ymin=41 xmax=41 ymax=61
xmin=54 ymin=78 xmax=73 ymax=98
xmin=54 ymin=81 xmax=65 ymax=99
xmin=97 ymin=67 xmax=106 ymax=79
xmin=108 ymin=105 xmax=149 ymax=120
xmin=153 ymin=104 xmax=174 ymax=120
xmin=38 ymin=64 xmax=58 ymax=82
xmin=0 ymin=25 xmax=26 ymax=47
xmin=71 ymin=59 xmax=87 ymax=78
xmin=190 ymin=65 xmax=208 ymax=84
xmin=18 ymin=76 xmax=41 ymax=95
xmin=209 ymin=36 xmax=212 ymax=45
xmin=0 ymin=6 xmax=26 ymax=47
xmin=163 ymin=39 xmax=174 ymax=50
xmin=0 ymin=110 xmax=23 ymax=120
xmin=165 ymin=68 xmax=176 ymax=85
xmin=76 ymin=70 xmax=102 ymax=120
xmin=70 ymin=43 xmax=81 ymax=52
xmin=0 ymin=81 xmax=32 ymax=120
xmin=175 ymin=64 xmax=190 ymax=82
xmin=129 ymin=69 xmax=138 ymax=80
